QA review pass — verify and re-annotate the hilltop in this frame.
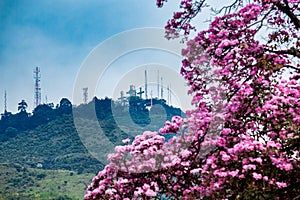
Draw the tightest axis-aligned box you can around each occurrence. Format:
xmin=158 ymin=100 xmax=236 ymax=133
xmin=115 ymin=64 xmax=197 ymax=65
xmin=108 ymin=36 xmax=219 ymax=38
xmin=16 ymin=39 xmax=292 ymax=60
xmin=0 ymin=96 xmax=183 ymax=199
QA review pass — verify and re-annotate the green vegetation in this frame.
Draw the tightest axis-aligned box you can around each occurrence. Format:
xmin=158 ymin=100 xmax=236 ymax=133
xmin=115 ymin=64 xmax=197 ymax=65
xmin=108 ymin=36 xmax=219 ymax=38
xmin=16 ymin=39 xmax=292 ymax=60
xmin=0 ymin=116 xmax=103 ymax=173
xmin=0 ymin=97 xmax=183 ymax=199
xmin=0 ymin=163 xmax=93 ymax=200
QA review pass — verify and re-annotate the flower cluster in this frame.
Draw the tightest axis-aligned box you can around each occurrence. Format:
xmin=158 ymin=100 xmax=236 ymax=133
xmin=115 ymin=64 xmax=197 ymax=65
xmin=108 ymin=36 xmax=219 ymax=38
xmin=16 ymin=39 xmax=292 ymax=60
xmin=159 ymin=115 xmax=183 ymax=134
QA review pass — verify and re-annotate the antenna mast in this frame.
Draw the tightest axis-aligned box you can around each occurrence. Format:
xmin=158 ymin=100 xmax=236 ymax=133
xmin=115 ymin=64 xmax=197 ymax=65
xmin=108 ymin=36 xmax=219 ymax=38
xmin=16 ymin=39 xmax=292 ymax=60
xmin=169 ymin=84 xmax=172 ymax=105
xmin=167 ymin=84 xmax=172 ymax=105
xmin=167 ymin=85 xmax=170 ymax=105
xmin=83 ymin=87 xmax=88 ymax=104
xmin=145 ymin=69 xmax=148 ymax=99
xmin=157 ymin=70 xmax=160 ymax=99
xmin=34 ymin=67 xmax=41 ymax=108
xmin=4 ymin=90 xmax=7 ymax=113
xmin=161 ymin=77 xmax=163 ymax=100
xmin=150 ymin=90 xmax=153 ymax=107
xmin=118 ymin=91 xmax=126 ymax=106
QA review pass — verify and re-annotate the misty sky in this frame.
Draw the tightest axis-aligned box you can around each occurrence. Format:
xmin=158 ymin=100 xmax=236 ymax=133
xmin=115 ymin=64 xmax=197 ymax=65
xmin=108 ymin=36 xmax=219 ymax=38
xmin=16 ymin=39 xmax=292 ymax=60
xmin=0 ymin=0 xmax=216 ymax=113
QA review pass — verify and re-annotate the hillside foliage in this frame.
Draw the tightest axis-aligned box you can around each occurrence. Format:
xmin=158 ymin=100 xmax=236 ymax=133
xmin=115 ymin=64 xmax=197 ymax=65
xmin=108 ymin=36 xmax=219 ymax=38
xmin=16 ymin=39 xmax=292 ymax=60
xmin=0 ymin=96 xmax=182 ymax=199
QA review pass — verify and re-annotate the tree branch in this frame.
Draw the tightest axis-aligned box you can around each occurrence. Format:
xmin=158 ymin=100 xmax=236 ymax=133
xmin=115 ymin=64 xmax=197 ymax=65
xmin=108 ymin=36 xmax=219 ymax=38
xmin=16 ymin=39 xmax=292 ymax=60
xmin=211 ymin=0 xmax=239 ymax=15
xmin=274 ymin=1 xmax=300 ymax=30
xmin=266 ymin=47 xmax=300 ymax=59
xmin=283 ymin=64 xmax=300 ymax=72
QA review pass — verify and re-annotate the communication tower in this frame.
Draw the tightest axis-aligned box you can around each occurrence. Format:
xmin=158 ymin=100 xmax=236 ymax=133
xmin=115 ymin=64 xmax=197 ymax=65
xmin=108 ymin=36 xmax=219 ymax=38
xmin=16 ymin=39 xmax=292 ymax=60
xmin=4 ymin=90 xmax=7 ymax=113
xmin=157 ymin=70 xmax=160 ymax=99
xmin=169 ymin=84 xmax=172 ymax=105
xmin=83 ymin=87 xmax=88 ymax=104
xmin=145 ymin=70 xmax=148 ymax=99
xmin=167 ymin=84 xmax=172 ymax=105
xmin=34 ymin=67 xmax=41 ymax=108
xmin=161 ymin=77 xmax=163 ymax=100
xmin=150 ymin=90 xmax=153 ymax=107
xmin=118 ymin=91 xmax=127 ymax=106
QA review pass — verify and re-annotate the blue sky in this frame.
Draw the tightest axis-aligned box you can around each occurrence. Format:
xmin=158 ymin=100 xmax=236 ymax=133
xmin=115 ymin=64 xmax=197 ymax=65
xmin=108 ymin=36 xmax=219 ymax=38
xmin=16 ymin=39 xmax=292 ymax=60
xmin=0 ymin=0 xmax=220 ymax=114
xmin=0 ymin=0 xmax=186 ymax=113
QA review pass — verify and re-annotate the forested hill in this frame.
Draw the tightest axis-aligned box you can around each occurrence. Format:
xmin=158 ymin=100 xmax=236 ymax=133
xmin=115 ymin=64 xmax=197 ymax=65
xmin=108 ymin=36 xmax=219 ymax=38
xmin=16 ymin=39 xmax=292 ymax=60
xmin=0 ymin=96 xmax=183 ymax=173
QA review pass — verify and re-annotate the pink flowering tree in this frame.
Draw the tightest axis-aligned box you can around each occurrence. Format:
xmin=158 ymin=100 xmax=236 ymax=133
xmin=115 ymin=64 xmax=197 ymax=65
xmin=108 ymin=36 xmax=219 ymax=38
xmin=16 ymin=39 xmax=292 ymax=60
xmin=85 ymin=0 xmax=299 ymax=199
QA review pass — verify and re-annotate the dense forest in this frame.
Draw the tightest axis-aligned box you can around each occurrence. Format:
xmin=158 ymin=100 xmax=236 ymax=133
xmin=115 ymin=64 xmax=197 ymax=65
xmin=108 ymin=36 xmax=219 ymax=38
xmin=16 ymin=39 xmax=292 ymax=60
xmin=0 ymin=96 xmax=182 ymax=199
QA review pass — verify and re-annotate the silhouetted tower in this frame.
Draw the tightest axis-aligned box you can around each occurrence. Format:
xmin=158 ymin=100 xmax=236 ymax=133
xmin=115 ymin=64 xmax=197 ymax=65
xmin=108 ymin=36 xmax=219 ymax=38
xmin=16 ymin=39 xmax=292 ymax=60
xmin=157 ymin=70 xmax=160 ymax=99
xmin=145 ymin=70 xmax=148 ymax=99
xmin=34 ymin=67 xmax=41 ymax=108
xmin=150 ymin=90 xmax=153 ymax=107
xmin=83 ymin=87 xmax=88 ymax=104
xmin=169 ymin=84 xmax=172 ymax=105
xmin=161 ymin=77 xmax=163 ymax=100
xmin=137 ymin=87 xmax=144 ymax=99
xmin=4 ymin=90 xmax=7 ymax=113
xmin=167 ymin=85 xmax=170 ymax=105
xmin=118 ymin=91 xmax=127 ymax=106
xmin=167 ymin=84 xmax=172 ymax=105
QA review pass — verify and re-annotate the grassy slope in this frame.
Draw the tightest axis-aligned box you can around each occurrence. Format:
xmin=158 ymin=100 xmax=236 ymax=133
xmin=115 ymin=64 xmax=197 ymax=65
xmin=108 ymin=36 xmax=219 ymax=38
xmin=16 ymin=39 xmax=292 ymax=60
xmin=0 ymin=163 xmax=93 ymax=200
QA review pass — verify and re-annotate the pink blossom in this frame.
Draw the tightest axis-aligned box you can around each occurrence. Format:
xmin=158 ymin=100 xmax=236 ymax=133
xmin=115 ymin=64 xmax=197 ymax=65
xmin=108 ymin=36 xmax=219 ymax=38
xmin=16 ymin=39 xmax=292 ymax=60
xmin=122 ymin=138 xmax=131 ymax=143
xmin=144 ymin=188 xmax=157 ymax=197
xmin=243 ymin=164 xmax=256 ymax=171
xmin=267 ymin=141 xmax=276 ymax=148
xmin=263 ymin=176 xmax=269 ymax=181
xmin=253 ymin=172 xmax=262 ymax=180
xmin=283 ymin=163 xmax=293 ymax=171
xmin=215 ymin=48 xmax=222 ymax=56
xmin=276 ymin=182 xmax=287 ymax=188
xmin=214 ymin=182 xmax=220 ymax=189
xmin=222 ymin=128 xmax=231 ymax=135
xmin=256 ymin=157 xmax=262 ymax=164
xmin=228 ymin=170 xmax=239 ymax=177
xmin=221 ymin=153 xmax=231 ymax=162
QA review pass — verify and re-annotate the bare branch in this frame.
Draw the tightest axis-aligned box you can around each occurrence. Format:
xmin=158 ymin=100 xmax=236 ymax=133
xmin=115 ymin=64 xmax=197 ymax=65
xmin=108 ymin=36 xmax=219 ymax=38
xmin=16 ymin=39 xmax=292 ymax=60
xmin=266 ymin=47 xmax=300 ymax=59
xmin=274 ymin=1 xmax=300 ymax=30
xmin=211 ymin=0 xmax=240 ymax=15
xmin=283 ymin=64 xmax=300 ymax=72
